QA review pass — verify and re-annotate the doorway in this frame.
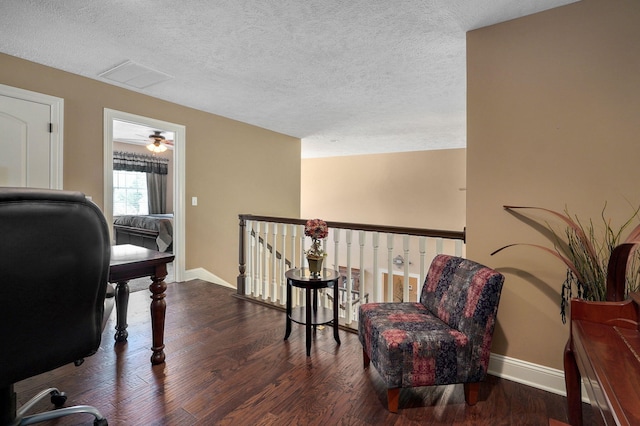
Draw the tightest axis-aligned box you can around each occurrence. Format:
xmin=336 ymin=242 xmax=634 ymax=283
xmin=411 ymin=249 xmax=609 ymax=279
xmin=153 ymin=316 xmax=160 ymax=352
xmin=103 ymin=109 xmax=185 ymax=282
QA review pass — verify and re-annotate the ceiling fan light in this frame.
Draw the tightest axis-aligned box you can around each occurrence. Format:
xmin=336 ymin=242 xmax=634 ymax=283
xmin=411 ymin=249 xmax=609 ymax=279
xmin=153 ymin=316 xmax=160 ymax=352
xmin=147 ymin=142 xmax=167 ymax=153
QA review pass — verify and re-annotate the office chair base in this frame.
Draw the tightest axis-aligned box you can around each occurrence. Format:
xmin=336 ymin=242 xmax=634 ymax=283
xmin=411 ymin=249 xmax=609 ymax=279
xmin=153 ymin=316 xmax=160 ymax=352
xmin=11 ymin=387 xmax=107 ymax=426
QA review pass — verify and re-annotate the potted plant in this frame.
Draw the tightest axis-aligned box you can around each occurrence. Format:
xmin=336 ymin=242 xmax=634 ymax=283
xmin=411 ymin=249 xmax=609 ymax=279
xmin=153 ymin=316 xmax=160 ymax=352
xmin=491 ymin=204 xmax=640 ymax=322
xmin=304 ymin=218 xmax=328 ymax=275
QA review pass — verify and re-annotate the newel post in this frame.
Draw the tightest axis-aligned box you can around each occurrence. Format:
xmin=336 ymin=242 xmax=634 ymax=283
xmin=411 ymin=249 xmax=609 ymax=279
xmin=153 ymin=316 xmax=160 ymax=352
xmin=237 ymin=215 xmax=247 ymax=295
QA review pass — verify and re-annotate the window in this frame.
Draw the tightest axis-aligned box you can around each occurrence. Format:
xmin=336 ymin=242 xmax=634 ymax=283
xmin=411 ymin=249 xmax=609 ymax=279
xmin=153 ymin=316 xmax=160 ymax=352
xmin=113 ymin=170 xmax=148 ymax=216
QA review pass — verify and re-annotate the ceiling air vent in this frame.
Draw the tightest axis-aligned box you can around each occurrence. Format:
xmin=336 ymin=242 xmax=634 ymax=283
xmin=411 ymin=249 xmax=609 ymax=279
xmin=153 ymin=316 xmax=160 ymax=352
xmin=99 ymin=60 xmax=173 ymax=89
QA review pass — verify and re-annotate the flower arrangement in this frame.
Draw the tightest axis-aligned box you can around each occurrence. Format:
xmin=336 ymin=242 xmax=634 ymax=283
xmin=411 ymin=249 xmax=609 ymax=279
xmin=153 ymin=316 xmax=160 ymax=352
xmin=304 ymin=218 xmax=328 ymax=260
xmin=491 ymin=204 xmax=640 ymax=322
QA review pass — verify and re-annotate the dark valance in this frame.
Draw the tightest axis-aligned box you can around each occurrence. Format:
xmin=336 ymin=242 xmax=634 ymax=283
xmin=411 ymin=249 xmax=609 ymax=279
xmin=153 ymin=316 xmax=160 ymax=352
xmin=113 ymin=151 xmax=169 ymax=175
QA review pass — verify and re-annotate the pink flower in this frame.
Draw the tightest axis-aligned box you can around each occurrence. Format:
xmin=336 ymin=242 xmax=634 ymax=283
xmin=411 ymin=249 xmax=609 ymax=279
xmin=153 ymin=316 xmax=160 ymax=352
xmin=304 ymin=218 xmax=328 ymax=239
xmin=304 ymin=219 xmax=328 ymax=258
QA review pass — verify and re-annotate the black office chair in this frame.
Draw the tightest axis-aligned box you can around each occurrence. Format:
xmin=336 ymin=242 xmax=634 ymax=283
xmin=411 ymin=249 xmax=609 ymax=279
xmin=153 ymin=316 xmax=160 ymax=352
xmin=0 ymin=188 xmax=112 ymax=426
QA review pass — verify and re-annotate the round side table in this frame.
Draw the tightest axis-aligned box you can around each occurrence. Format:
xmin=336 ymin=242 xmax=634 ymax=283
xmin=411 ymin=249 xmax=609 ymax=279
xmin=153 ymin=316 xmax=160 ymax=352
xmin=284 ymin=268 xmax=341 ymax=356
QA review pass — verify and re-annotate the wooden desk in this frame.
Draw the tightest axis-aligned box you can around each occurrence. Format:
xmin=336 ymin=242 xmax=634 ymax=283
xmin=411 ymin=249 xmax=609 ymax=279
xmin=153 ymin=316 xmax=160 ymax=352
xmin=284 ymin=268 xmax=341 ymax=356
xmin=109 ymin=244 xmax=175 ymax=365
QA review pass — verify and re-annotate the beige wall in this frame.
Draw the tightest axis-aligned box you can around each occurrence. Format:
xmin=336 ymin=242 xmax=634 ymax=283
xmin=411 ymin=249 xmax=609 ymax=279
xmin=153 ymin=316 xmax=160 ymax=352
xmin=0 ymin=53 xmax=301 ymax=285
xmin=301 ymin=149 xmax=466 ymax=230
xmin=467 ymin=0 xmax=640 ymax=369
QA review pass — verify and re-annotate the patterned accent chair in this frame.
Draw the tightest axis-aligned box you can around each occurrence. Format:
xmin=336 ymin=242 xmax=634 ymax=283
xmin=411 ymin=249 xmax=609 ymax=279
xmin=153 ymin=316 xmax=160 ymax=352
xmin=358 ymin=254 xmax=505 ymax=412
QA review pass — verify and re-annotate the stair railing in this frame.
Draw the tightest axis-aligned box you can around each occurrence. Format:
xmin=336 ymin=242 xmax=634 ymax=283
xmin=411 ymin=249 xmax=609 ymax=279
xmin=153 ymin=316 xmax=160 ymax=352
xmin=237 ymin=214 xmax=465 ymax=327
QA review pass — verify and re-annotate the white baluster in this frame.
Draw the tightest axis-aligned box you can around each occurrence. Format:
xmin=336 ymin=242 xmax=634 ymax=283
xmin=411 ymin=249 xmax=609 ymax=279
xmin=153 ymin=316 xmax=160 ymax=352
xmin=331 ymin=228 xmax=341 ymax=311
xmin=332 ymin=228 xmax=340 ymax=273
xmin=253 ymin=221 xmax=260 ymax=297
xmin=372 ymin=232 xmax=380 ymax=302
xmin=419 ymin=236 xmax=427 ymax=296
xmin=298 ymin=224 xmax=305 ymax=307
xmin=345 ymin=229 xmax=353 ymax=323
xmin=322 ymin=233 xmax=329 ymax=306
xmin=246 ymin=220 xmax=253 ymax=296
xmin=387 ymin=234 xmax=394 ymax=302
xmin=290 ymin=223 xmax=297 ymax=269
xmin=261 ymin=222 xmax=269 ymax=300
xmin=403 ymin=235 xmax=410 ymax=302
xmin=358 ymin=231 xmax=366 ymax=320
xmin=289 ymin=224 xmax=299 ymax=308
xmin=299 ymin=224 xmax=306 ymax=272
xmin=279 ymin=224 xmax=287 ymax=305
xmin=436 ymin=237 xmax=443 ymax=255
xmin=271 ymin=222 xmax=277 ymax=303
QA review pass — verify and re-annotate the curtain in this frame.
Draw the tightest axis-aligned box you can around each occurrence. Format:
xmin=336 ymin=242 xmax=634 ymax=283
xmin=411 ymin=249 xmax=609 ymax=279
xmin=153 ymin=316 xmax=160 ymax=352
xmin=113 ymin=151 xmax=169 ymax=214
xmin=146 ymin=172 xmax=167 ymax=214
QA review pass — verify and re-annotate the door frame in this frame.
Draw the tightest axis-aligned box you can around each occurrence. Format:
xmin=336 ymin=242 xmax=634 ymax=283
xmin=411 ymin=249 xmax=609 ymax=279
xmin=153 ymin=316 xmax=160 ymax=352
xmin=0 ymin=83 xmax=64 ymax=189
xmin=103 ymin=108 xmax=186 ymax=282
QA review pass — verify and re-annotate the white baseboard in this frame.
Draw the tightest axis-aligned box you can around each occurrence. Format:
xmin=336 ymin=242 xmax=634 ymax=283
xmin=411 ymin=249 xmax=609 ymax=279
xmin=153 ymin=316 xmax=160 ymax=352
xmin=489 ymin=353 xmax=588 ymax=402
xmin=184 ymin=267 xmax=234 ymax=289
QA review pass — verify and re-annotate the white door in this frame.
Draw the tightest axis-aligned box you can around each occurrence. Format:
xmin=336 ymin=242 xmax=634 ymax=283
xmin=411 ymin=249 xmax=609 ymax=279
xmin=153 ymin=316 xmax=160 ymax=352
xmin=0 ymin=84 xmax=63 ymax=189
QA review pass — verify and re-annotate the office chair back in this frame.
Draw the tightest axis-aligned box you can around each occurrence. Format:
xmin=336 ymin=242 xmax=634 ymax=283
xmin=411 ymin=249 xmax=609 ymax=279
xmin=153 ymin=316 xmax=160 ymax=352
xmin=0 ymin=187 xmax=111 ymax=387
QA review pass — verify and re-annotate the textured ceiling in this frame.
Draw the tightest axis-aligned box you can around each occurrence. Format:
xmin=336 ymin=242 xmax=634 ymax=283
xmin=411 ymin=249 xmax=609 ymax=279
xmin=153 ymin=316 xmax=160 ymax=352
xmin=0 ymin=0 xmax=578 ymax=158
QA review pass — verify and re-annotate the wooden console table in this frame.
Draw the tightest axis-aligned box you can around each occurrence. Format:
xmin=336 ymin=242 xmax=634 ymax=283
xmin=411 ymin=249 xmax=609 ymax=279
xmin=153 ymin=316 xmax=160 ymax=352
xmin=109 ymin=244 xmax=175 ymax=365
xmin=564 ymin=244 xmax=640 ymax=425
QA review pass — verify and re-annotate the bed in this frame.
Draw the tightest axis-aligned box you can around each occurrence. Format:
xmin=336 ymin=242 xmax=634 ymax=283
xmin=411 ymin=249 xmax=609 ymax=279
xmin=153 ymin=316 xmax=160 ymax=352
xmin=113 ymin=214 xmax=173 ymax=252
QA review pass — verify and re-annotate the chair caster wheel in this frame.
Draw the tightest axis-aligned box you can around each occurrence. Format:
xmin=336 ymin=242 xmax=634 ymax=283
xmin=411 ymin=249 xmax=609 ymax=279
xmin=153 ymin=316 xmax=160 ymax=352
xmin=94 ymin=418 xmax=108 ymax=426
xmin=50 ymin=390 xmax=67 ymax=407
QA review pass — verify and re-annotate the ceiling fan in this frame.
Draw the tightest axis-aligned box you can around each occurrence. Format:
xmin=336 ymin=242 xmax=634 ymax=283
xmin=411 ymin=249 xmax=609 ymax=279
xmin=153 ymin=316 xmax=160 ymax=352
xmin=146 ymin=130 xmax=168 ymax=153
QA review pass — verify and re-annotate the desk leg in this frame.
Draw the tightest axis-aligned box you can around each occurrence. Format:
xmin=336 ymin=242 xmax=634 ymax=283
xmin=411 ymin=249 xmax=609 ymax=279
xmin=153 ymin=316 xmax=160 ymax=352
xmin=333 ymin=280 xmax=341 ymax=345
xmin=306 ymin=287 xmax=312 ymax=356
xmin=114 ymin=281 xmax=129 ymax=342
xmin=284 ymin=279 xmax=292 ymax=340
xmin=150 ymin=267 xmax=168 ymax=365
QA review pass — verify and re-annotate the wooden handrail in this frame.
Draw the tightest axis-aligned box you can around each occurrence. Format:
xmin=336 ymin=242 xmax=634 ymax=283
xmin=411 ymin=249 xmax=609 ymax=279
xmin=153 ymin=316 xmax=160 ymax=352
xmin=238 ymin=214 xmax=465 ymax=241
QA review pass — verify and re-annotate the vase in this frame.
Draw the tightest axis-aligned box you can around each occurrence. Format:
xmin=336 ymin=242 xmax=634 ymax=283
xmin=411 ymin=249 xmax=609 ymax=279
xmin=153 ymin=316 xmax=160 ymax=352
xmin=307 ymin=256 xmax=323 ymax=276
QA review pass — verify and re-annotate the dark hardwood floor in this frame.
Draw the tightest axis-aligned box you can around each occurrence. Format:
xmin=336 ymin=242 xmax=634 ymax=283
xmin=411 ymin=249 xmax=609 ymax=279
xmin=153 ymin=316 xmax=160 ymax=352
xmin=14 ymin=280 xmax=593 ymax=425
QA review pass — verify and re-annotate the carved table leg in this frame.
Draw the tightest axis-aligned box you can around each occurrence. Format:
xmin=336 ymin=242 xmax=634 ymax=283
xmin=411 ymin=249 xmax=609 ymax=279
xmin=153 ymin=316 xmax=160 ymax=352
xmin=150 ymin=269 xmax=168 ymax=365
xmin=114 ymin=280 xmax=129 ymax=342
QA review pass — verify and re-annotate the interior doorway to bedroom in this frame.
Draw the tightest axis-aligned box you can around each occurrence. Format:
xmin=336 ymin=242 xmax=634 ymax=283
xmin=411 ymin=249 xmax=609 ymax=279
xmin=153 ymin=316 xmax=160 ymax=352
xmin=112 ymin=120 xmax=174 ymax=217
xmin=104 ymin=109 xmax=186 ymax=283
